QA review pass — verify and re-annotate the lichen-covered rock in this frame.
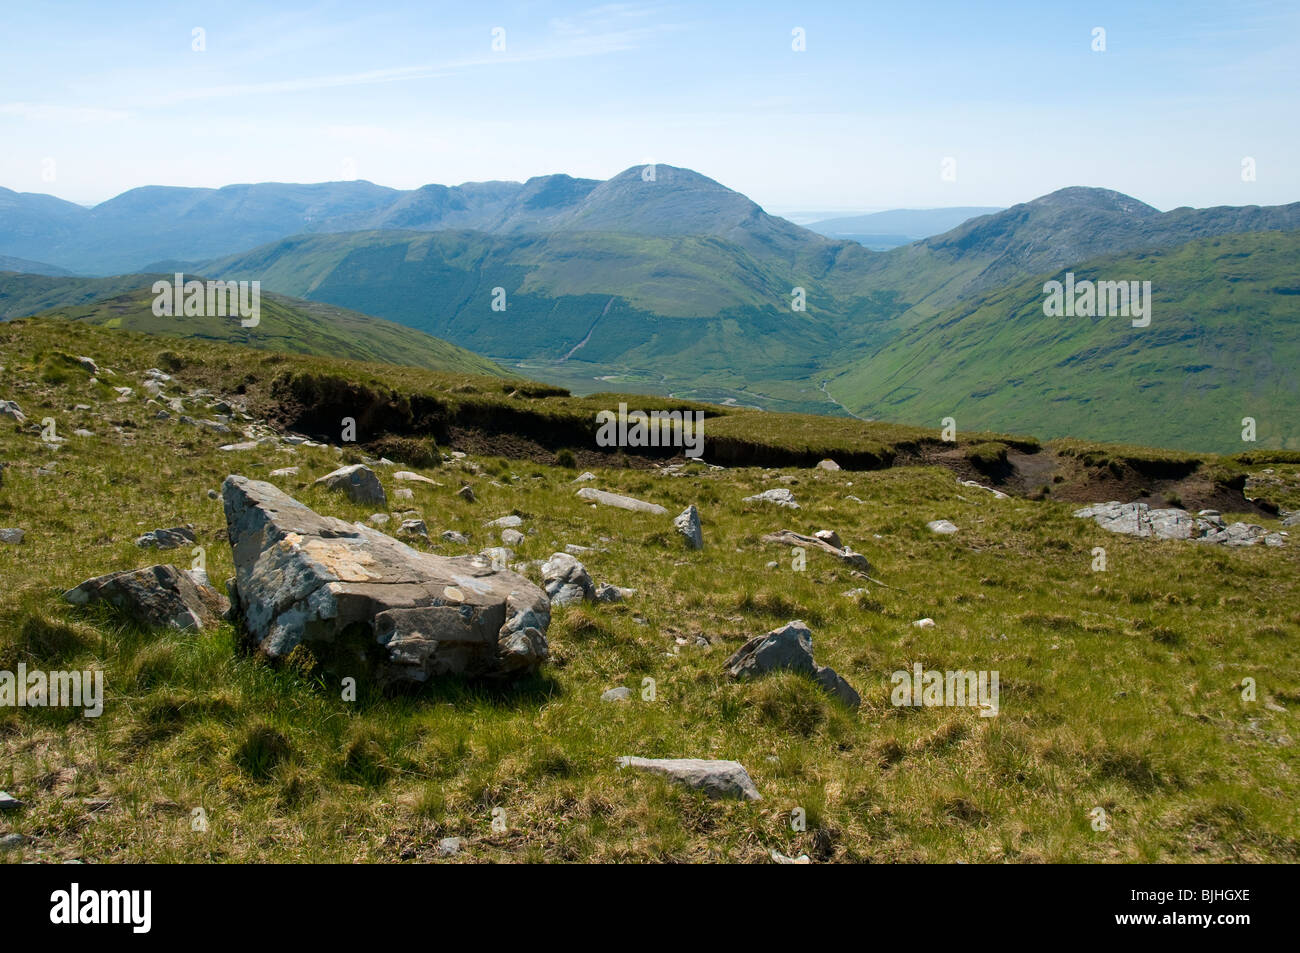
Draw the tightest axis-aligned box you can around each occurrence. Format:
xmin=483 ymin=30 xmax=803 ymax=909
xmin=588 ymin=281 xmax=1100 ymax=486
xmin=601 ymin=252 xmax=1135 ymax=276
xmin=64 ymin=565 xmax=228 ymax=631
xmin=541 ymin=552 xmax=596 ymax=606
xmin=221 ymin=475 xmax=549 ymax=685
xmin=575 ymin=487 xmax=667 ymax=514
xmin=616 ymin=756 xmax=761 ymax=801
xmin=723 ymin=620 xmax=861 ymax=709
xmin=674 ymin=504 xmax=703 ymax=549
xmin=312 ymin=464 xmax=386 ymax=506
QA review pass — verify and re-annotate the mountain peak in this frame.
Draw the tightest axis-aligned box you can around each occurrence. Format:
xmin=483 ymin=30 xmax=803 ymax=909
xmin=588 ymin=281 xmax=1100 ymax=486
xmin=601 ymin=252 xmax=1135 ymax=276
xmin=1028 ymin=186 xmax=1159 ymax=217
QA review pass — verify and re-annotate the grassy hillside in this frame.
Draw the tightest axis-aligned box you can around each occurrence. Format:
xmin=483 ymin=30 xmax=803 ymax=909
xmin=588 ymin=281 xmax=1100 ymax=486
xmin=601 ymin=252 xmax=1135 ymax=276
xmin=2 ymin=275 xmax=510 ymax=377
xmin=0 ymin=321 xmax=1296 ymax=863
xmin=829 ymin=232 xmax=1300 ymax=453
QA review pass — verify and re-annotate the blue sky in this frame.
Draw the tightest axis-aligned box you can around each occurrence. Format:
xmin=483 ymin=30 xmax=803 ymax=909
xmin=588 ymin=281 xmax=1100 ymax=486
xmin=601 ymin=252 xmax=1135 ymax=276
xmin=2 ymin=0 xmax=1296 ymax=212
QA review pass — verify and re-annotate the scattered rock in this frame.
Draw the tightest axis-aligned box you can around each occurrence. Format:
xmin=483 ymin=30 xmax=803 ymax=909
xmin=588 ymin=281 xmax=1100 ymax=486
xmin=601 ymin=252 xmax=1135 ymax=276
xmin=816 ymin=459 xmax=840 ymax=471
xmin=575 ymin=487 xmax=667 ymax=514
xmin=771 ymin=849 xmax=811 ymax=864
xmin=1074 ymin=501 xmax=1285 ymax=547
xmin=594 ymin=583 xmax=633 ymax=603
xmin=396 ymin=519 xmax=430 ymax=542
xmin=761 ymin=529 xmax=869 ymax=570
xmin=501 ymin=528 xmax=525 ymax=547
xmin=486 ymin=515 xmax=523 ymax=528
xmin=573 ymin=472 xmax=597 ymax=482
xmin=541 ymin=552 xmax=596 ymax=606
xmin=392 ymin=487 xmax=414 ymax=501
xmin=744 ymin=488 xmax=800 ymax=509
xmin=135 ymin=525 xmax=196 ymax=550
xmin=222 ymin=476 xmax=549 ymax=684
xmin=64 ymin=565 xmax=228 ymax=631
xmin=616 ymin=756 xmax=761 ymax=801
xmin=441 ymin=530 xmax=470 ymax=545
xmin=722 ymin=620 xmax=860 ymax=708
xmin=601 ymin=686 xmax=632 ymax=703
xmin=0 ymin=791 xmax=23 ymax=812
xmin=927 ymin=519 xmax=959 ymax=535
xmin=392 ymin=471 xmax=442 ymax=487
xmin=437 ymin=837 xmax=464 ymax=857
xmin=674 ymin=504 xmax=703 ymax=549
xmin=457 ymin=485 xmax=476 ymax=503
xmin=1281 ymin=512 xmax=1300 ymax=528
xmin=0 ymin=528 xmax=24 ymax=545
xmin=960 ymin=479 xmax=1009 ymax=499
xmin=313 ymin=464 xmax=387 ymax=506
xmin=0 ymin=833 xmax=25 ymax=852
xmin=368 ymin=513 xmax=390 ymax=526
xmin=913 ymin=618 xmax=936 ymax=628
xmin=0 ymin=400 xmax=24 ymax=424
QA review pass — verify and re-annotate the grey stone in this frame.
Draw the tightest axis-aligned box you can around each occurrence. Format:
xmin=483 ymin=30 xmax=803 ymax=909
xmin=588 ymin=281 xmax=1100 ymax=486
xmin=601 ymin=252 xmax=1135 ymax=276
xmin=816 ymin=459 xmax=840 ymax=471
xmin=573 ymin=472 xmax=597 ymax=482
xmin=0 ymin=400 xmax=25 ymax=424
xmin=398 ymin=519 xmax=430 ymax=542
xmin=313 ymin=464 xmax=387 ymax=506
xmin=813 ymin=529 xmax=843 ymax=549
xmin=222 ymin=476 xmax=549 ymax=684
xmin=576 ymin=487 xmax=667 ymax=514
xmin=541 ymin=552 xmax=596 ymax=607
xmin=501 ymin=528 xmax=526 ymax=547
xmin=270 ymin=466 xmax=300 ymax=478
xmin=594 ymin=583 xmax=631 ymax=603
xmin=457 ymin=485 xmax=476 ymax=502
xmin=437 ymin=836 xmax=464 ymax=857
xmin=723 ymin=620 xmax=861 ymax=709
xmin=743 ymin=488 xmax=800 ymax=509
xmin=64 ymin=565 xmax=227 ymax=631
xmin=0 ymin=791 xmax=23 ymax=811
xmin=441 ymin=530 xmax=470 ymax=545
xmin=674 ymin=504 xmax=703 ymax=549
xmin=760 ymin=529 xmax=870 ymax=570
xmin=601 ymin=686 xmax=632 ymax=703
xmin=927 ymin=519 xmax=959 ymax=535
xmin=616 ymin=757 xmax=761 ymax=801
xmin=1074 ymin=501 xmax=1285 ymax=547
xmin=960 ymin=479 xmax=1009 ymax=499
xmin=486 ymin=515 xmax=523 ymax=528
xmin=135 ymin=525 xmax=196 ymax=550
xmin=392 ymin=471 xmax=442 ymax=487
xmin=0 ymin=833 xmax=25 ymax=851
xmin=0 ymin=528 xmax=24 ymax=544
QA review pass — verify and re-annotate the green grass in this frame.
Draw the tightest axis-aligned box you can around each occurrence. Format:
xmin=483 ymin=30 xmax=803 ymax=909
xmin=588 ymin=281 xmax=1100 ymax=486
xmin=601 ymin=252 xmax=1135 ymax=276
xmin=0 ymin=321 xmax=1297 ymax=863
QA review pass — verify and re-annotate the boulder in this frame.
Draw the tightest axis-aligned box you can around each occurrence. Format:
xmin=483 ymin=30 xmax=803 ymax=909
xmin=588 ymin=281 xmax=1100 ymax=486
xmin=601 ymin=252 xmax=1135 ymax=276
xmin=64 ymin=565 xmax=228 ymax=631
xmin=722 ymin=620 xmax=861 ymax=709
xmin=1074 ymin=501 xmax=1285 ymax=547
xmin=743 ymin=488 xmax=799 ymax=509
xmin=575 ymin=487 xmax=667 ymax=514
xmin=313 ymin=464 xmax=386 ymax=506
xmin=616 ymin=757 xmax=761 ymax=801
xmin=927 ymin=519 xmax=959 ymax=535
xmin=135 ymin=525 xmax=196 ymax=550
xmin=816 ymin=459 xmax=841 ymax=471
xmin=541 ymin=552 xmax=596 ymax=606
xmin=674 ymin=504 xmax=703 ymax=549
xmin=392 ymin=471 xmax=441 ymax=486
xmin=0 ymin=400 xmax=25 ymax=424
xmin=221 ymin=475 xmax=549 ymax=685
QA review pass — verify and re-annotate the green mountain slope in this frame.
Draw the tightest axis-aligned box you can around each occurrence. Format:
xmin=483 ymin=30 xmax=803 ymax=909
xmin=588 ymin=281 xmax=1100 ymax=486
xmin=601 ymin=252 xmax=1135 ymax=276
xmin=828 ymin=231 xmax=1300 ymax=452
xmin=3 ymin=275 xmax=509 ymax=377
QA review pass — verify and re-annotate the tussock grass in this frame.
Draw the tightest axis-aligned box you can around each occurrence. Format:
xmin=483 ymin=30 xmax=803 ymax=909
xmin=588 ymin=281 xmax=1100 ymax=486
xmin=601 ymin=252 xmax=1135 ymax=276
xmin=0 ymin=321 xmax=1296 ymax=863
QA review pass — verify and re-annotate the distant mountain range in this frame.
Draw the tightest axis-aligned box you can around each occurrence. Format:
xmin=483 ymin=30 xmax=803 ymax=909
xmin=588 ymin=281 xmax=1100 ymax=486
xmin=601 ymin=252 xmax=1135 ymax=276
xmin=1 ymin=166 xmax=1297 ymax=451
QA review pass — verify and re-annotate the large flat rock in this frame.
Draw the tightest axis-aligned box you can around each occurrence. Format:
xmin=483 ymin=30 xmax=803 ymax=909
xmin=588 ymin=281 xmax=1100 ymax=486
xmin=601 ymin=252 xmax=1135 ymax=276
xmin=222 ymin=475 xmax=550 ymax=686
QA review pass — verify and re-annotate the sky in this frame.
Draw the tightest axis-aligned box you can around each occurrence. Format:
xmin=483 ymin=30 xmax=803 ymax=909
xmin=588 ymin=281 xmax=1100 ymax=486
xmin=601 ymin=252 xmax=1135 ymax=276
xmin=1 ymin=0 xmax=1297 ymax=213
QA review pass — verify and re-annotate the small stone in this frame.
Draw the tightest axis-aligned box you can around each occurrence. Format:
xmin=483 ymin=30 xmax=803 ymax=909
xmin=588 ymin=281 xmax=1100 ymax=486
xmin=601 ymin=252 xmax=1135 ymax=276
xmin=457 ymin=485 xmax=476 ymax=502
xmin=0 ymin=791 xmax=24 ymax=811
xmin=616 ymin=757 xmax=761 ymax=801
xmin=270 ymin=467 xmax=300 ymax=478
xmin=913 ymin=618 xmax=936 ymax=628
xmin=674 ymin=504 xmax=704 ymax=549
xmin=501 ymin=528 xmax=525 ymax=546
xmin=816 ymin=459 xmax=840 ymax=471
xmin=486 ymin=515 xmax=523 ymax=528
xmin=0 ymin=528 xmax=25 ymax=545
xmin=437 ymin=836 xmax=464 ymax=857
xmin=743 ymin=488 xmax=800 ymax=509
xmin=927 ymin=520 xmax=958 ymax=535
xmin=601 ymin=686 xmax=632 ymax=703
